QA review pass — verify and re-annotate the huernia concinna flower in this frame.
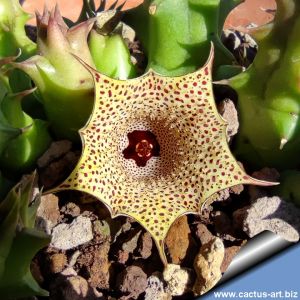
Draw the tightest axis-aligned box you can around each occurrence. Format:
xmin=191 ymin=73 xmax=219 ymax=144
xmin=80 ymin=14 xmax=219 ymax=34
xmin=49 ymin=45 xmax=275 ymax=264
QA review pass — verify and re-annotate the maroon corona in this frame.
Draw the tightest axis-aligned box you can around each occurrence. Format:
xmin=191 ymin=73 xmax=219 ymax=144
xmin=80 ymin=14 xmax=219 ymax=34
xmin=123 ymin=130 xmax=160 ymax=167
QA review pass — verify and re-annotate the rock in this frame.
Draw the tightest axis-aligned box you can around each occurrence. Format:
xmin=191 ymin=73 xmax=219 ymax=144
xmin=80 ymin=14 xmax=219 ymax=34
xmin=117 ymin=250 xmax=130 ymax=264
xmin=165 ymin=215 xmax=190 ymax=264
xmin=61 ymin=267 xmax=77 ymax=277
xmin=39 ymin=151 xmax=79 ymax=189
xmin=218 ymin=99 xmax=239 ymax=140
xmin=193 ymin=237 xmax=225 ymax=295
xmin=197 ymin=205 xmax=213 ymax=224
xmin=195 ymin=223 xmax=215 ymax=245
xmin=36 ymin=193 xmax=60 ymax=234
xmin=76 ymin=239 xmax=111 ymax=289
xmin=69 ymin=251 xmax=81 ymax=267
xmin=61 ymin=202 xmax=81 ymax=218
xmin=249 ymin=168 xmax=280 ymax=200
xmin=112 ymin=218 xmax=133 ymax=242
xmin=230 ymin=183 xmax=244 ymax=195
xmin=37 ymin=140 xmax=72 ymax=168
xmin=51 ymin=216 xmax=93 ymax=250
xmin=163 ymin=264 xmax=193 ymax=296
xmin=221 ymin=245 xmax=241 ymax=273
xmin=116 ymin=266 xmax=148 ymax=299
xmin=93 ymin=219 xmax=111 ymax=241
xmin=89 ymin=244 xmax=111 ymax=289
xmin=122 ymin=229 xmax=142 ymax=254
xmin=50 ymin=275 xmax=100 ymax=300
xmin=145 ymin=273 xmax=171 ymax=300
xmin=137 ymin=232 xmax=153 ymax=259
xmin=235 ymin=196 xmax=300 ymax=242
xmin=50 ymin=253 xmax=67 ymax=274
xmin=65 ymin=276 xmax=90 ymax=299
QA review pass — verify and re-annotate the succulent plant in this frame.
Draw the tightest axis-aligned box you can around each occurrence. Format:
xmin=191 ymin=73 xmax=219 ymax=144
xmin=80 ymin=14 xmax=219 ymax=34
xmin=229 ymin=0 xmax=300 ymax=169
xmin=124 ymin=0 xmax=242 ymax=77
xmin=12 ymin=7 xmax=96 ymax=141
xmin=0 ymin=0 xmax=36 ymax=60
xmin=0 ymin=0 xmax=46 ymax=122
xmin=0 ymin=79 xmax=21 ymax=159
xmin=0 ymin=87 xmax=52 ymax=178
xmin=88 ymin=10 xmax=137 ymax=79
xmin=49 ymin=47 xmax=275 ymax=265
xmin=0 ymin=55 xmax=51 ymax=179
xmin=14 ymin=5 xmax=136 ymax=141
xmin=0 ymin=172 xmax=50 ymax=298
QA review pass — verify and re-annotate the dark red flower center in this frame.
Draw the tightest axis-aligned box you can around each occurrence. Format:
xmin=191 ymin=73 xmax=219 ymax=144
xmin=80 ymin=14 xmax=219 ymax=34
xmin=123 ymin=130 xmax=160 ymax=167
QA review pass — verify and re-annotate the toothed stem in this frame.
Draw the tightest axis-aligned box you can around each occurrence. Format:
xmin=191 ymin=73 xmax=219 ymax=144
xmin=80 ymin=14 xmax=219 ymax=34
xmin=0 ymin=0 xmax=36 ymax=59
xmin=124 ymin=0 xmax=239 ymax=76
xmin=0 ymin=173 xmax=50 ymax=297
xmin=0 ymin=89 xmax=51 ymax=177
xmin=89 ymin=29 xmax=136 ymax=79
xmin=231 ymin=0 xmax=300 ymax=168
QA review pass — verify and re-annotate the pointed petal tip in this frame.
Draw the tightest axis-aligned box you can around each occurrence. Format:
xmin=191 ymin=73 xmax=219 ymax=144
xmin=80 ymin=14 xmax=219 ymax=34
xmin=248 ymin=177 xmax=280 ymax=187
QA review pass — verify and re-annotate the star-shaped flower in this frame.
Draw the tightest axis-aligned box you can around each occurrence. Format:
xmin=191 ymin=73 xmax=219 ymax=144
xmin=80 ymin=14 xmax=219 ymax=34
xmin=49 ymin=45 xmax=274 ymax=264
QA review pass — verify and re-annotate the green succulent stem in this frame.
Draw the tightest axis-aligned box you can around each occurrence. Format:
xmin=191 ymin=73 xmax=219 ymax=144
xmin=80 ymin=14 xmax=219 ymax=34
xmin=0 ymin=0 xmax=36 ymax=59
xmin=1 ymin=90 xmax=33 ymax=128
xmin=0 ymin=89 xmax=52 ymax=177
xmin=89 ymin=29 xmax=136 ymax=79
xmin=124 ymin=0 xmax=241 ymax=76
xmin=230 ymin=0 xmax=300 ymax=169
xmin=0 ymin=173 xmax=50 ymax=298
xmin=14 ymin=7 xmax=136 ymax=141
